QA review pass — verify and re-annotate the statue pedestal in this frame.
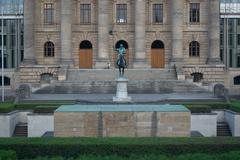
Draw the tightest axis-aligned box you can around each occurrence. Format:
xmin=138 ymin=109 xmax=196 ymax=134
xmin=113 ymin=77 xmax=132 ymax=103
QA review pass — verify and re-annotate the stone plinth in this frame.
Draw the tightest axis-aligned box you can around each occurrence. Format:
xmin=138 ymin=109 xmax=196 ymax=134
xmin=113 ymin=78 xmax=132 ymax=102
xmin=54 ymin=105 xmax=191 ymax=137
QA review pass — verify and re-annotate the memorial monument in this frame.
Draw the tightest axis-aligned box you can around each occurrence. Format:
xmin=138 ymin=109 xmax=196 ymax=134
xmin=113 ymin=44 xmax=132 ymax=102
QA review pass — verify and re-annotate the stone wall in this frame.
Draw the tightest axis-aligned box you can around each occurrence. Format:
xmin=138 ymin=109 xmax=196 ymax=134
xmin=0 ymin=111 xmax=31 ymax=137
xmin=225 ymin=110 xmax=240 ymax=137
xmin=225 ymin=68 xmax=240 ymax=94
xmin=54 ymin=111 xmax=190 ymax=137
xmin=191 ymin=113 xmax=217 ymax=137
xmin=183 ymin=65 xmax=225 ymax=83
xmin=28 ymin=113 xmax=54 ymax=137
xmin=212 ymin=110 xmax=225 ymax=123
xmin=1 ymin=69 xmax=19 ymax=90
xmin=19 ymin=65 xmax=59 ymax=88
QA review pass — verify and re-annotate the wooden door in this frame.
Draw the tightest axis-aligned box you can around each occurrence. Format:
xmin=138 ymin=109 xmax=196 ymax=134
xmin=79 ymin=49 xmax=93 ymax=68
xmin=114 ymin=49 xmax=129 ymax=68
xmin=151 ymin=49 xmax=165 ymax=68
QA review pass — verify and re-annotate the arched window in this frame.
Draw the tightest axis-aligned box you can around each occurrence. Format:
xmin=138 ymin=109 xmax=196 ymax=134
xmin=80 ymin=40 xmax=93 ymax=49
xmin=151 ymin=40 xmax=164 ymax=49
xmin=0 ymin=76 xmax=10 ymax=86
xmin=234 ymin=76 xmax=240 ymax=85
xmin=191 ymin=72 xmax=203 ymax=83
xmin=189 ymin=41 xmax=200 ymax=57
xmin=115 ymin=40 xmax=129 ymax=49
xmin=44 ymin=41 xmax=54 ymax=57
xmin=40 ymin=73 xmax=54 ymax=84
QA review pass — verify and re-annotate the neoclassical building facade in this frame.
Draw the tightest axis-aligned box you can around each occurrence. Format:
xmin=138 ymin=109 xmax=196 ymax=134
xmin=19 ymin=0 xmax=226 ymax=89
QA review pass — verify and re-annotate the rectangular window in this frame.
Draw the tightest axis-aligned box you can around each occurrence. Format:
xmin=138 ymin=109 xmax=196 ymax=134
xmin=0 ymin=35 xmax=7 ymax=46
xmin=220 ymin=49 xmax=224 ymax=62
xmin=152 ymin=4 xmax=163 ymax=23
xmin=238 ymin=35 xmax=240 ymax=45
xmin=20 ymin=35 xmax=24 ymax=46
xmin=190 ymin=3 xmax=200 ymax=23
xmin=116 ymin=4 xmax=127 ymax=24
xmin=229 ymin=34 xmax=233 ymax=46
xmin=229 ymin=49 xmax=233 ymax=68
xmin=80 ymin=4 xmax=91 ymax=24
xmin=220 ymin=33 xmax=224 ymax=46
xmin=238 ymin=56 xmax=240 ymax=68
xmin=44 ymin=3 xmax=54 ymax=24
xmin=0 ymin=52 xmax=7 ymax=68
xmin=21 ymin=50 xmax=24 ymax=62
xmin=0 ymin=20 xmax=7 ymax=27
xmin=228 ymin=19 xmax=234 ymax=33
xmin=238 ymin=19 xmax=240 ymax=26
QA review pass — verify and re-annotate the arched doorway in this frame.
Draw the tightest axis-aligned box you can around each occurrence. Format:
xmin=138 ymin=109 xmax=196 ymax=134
xmin=151 ymin=40 xmax=165 ymax=68
xmin=114 ymin=40 xmax=129 ymax=68
xmin=79 ymin=40 xmax=93 ymax=69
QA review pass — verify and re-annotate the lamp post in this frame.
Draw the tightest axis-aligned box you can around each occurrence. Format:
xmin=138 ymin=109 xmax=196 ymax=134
xmin=1 ymin=5 xmax=4 ymax=102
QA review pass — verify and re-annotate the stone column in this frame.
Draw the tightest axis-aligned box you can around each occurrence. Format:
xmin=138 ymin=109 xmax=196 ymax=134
xmin=171 ymin=0 xmax=184 ymax=64
xmin=207 ymin=0 xmax=221 ymax=64
xmin=96 ymin=0 xmax=109 ymax=68
xmin=134 ymin=0 xmax=148 ymax=68
xmin=23 ymin=0 xmax=35 ymax=64
xmin=61 ymin=0 xmax=72 ymax=64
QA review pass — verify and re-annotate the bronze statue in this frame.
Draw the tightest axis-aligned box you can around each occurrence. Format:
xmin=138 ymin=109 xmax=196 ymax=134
xmin=116 ymin=44 xmax=127 ymax=77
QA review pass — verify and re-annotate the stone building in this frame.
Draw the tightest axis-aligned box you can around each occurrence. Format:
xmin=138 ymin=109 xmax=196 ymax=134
xmin=220 ymin=0 xmax=240 ymax=94
xmin=0 ymin=0 xmax=24 ymax=90
xmin=13 ymin=0 xmax=227 ymax=93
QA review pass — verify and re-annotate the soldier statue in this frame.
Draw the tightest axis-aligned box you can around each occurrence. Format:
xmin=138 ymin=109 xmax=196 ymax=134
xmin=116 ymin=44 xmax=127 ymax=77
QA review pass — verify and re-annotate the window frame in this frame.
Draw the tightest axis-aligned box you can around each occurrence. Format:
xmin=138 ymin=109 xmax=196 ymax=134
xmin=189 ymin=41 xmax=200 ymax=57
xmin=116 ymin=4 xmax=127 ymax=24
xmin=152 ymin=4 xmax=163 ymax=24
xmin=44 ymin=3 xmax=54 ymax=24
xmin=44 ymin=41 xmax=55 ymax=57
xmin=189 ymin=3 xmax=200 ymax=24
xmin=80 ymin=4 xmax=91 ymax=24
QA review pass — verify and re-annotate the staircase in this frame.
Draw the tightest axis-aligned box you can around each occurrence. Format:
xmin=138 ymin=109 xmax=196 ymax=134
xmin=13 ymin=123 xmax=28 ymax=137
xmin=217 ymin=122 xmax=232 ymax=137
xmin=34 ymin=69 xmax=208 ymax=94
xmin=67 ymin=69 xmax=177 ymax=81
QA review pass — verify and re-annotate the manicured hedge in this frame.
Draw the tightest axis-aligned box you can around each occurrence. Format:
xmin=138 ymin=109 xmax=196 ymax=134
xmin=30 ymin=151 xmax=240 ymax=160
xmin=0 ymin=137 xmax=240 ymax=159
xmin=0 ymin=150 xmax=16 ymax=160
xmin=1 ymin=101 xmax=239 ymax=113
xmin=33 ymin=106 xmax=59 ymax=114
xmin=0 ymin=102 xmax=67 ymax=113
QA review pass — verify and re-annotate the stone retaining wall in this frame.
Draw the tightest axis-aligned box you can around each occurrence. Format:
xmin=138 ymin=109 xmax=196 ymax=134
xmin=0 ymin=111 xmax=31 ymax=137
xmin=28 ymin=113 xmax=54 ymax=137
xmin=183 ymin=65 xmax=225 ymax=83
xmin=54 ymin=111 xmax=190 ymax=137
xmin=191 ymin=113 xmax=217 ymax=137
xmin=225 ymin=110 xmax=240 ymax=137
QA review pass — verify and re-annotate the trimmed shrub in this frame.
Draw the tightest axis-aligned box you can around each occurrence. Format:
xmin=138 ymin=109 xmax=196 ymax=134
xmin=1 ymin=143 xmax=240 ymax=159
xmin=186 ymin=105 xmax=212 ymax=113
xmin=25 ymin=152 xmax=240 ymax=160
xmin=33 ymin=106 xmax=58 ymax=114
xmin=0 ymin=150 xmax=16 ymax=160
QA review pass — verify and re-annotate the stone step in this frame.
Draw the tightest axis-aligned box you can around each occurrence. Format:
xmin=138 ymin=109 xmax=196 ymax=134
xmin=13 ymin=123 xmax=28 ymax=137
xmin=67 ymin=69 xmax=177 ymax=81
xmin=217 ymin=122 xmax=232 ymax=137
xmin=35 ymin=80 xmax=208 ymax=94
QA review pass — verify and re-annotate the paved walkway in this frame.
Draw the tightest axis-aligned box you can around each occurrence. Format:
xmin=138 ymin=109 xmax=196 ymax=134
xmin=25 ymin=93 xmax=222 ymax=103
